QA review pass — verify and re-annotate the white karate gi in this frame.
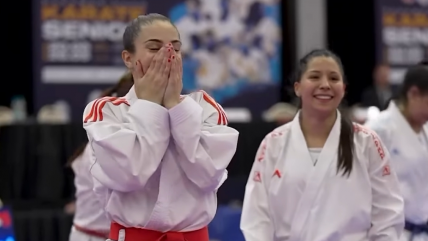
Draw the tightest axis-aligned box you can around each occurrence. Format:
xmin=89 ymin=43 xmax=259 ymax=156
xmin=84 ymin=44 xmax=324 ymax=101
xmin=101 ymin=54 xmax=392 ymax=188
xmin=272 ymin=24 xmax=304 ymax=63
xmin=366 ymin=101 xmax=428 ymax=241
xmin=69 ymin=144 xmax=109 ymax=241
xmin=83 ymin=86 xmax=239 ymax=233
xmin=241 ymin=110 xmax=404 ymax=241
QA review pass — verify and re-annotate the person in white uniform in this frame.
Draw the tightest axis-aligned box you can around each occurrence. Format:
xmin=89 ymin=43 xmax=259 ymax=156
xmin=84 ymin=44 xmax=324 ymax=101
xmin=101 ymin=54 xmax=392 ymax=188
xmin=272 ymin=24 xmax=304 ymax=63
xmin=83 ymin=13 xmax=239 ymax=241
xmin=366 ymin=64 xmax=428 ymax=241
xmin=240 ymin=49 xmax=405 ymax=241
xmin=68 ymin=73 xmax=134 ymax=241
xmin=68 ymin=144 xmax=109 ymax=241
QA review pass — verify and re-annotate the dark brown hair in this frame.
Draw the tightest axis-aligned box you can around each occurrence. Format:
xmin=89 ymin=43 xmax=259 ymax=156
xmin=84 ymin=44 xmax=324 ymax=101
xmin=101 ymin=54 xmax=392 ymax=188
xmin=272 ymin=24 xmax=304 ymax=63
xmin=123 ymin=13 xmax=178 ymax=53
xmin=398 ymin=64 xmax=428 ymax=103
xmin=67 ymin=72 xmax=134 ymax=166
xmin=293 ymin=49 xmax=355 ymax=177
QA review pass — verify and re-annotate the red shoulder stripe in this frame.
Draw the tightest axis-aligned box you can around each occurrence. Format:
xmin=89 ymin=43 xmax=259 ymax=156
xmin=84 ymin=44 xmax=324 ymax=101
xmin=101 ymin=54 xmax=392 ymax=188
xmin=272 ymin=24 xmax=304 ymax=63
xmin=84 ymin=97 xmax=129 ymax=123
xmin=90 ymin=97 xmax=116 ymax=123
xmin=354 ymin=124 xmax=386 ymax=160
xmin=216 ymin=102 xmax=228 ymax=125
xmin=84 ymin=98 xmax=103 ymax=123
xmin=97 ymin=98 xmax=129 ymax=122
xmin=200 ymin=90 xmax=227 ymax=125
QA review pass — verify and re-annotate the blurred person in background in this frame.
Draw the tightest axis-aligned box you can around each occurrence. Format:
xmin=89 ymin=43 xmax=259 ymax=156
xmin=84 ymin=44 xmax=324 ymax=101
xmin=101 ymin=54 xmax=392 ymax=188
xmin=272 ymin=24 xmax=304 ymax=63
xmin=174 ymin=0 xmax=209 ymax=54
xmin=365 ymin=63 xmax=428 ymax=241
xmin=83 ymin=13 xmax=238 ymax=241
xmin=241 ymin=49 xmax=404 ymax=241
xmin=170 ymin=0 xmax=281 ymax=104
xmin=361 ymin=64 xmax=394 ymax=110
xmin=192 ymin=30 xmax=229 ymax=91
xmin=66 ymin=72 xmax=134 ymax=241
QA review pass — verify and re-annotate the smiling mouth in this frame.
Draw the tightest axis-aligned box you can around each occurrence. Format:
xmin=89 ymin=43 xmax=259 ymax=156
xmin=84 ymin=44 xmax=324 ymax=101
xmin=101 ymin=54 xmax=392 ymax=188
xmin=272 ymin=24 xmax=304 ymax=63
xmin=313 ymin=95 xmax=333 ymax=100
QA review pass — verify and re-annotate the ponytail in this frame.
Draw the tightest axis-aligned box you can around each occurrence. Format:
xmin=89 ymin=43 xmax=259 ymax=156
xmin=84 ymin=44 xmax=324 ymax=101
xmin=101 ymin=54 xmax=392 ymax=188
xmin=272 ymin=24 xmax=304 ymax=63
xmin=67 ymin=72 xmax=133 ymax=167
xmin=66 ymin=143 xmax=87 ymax=167
xmin=337 ymin=109 xmax=355 ymax=177
xmin=100 ymin=87 xmax=117 ymax=97
xmin=66 ymin=85 xmax=117 ymax=167
xmin=66 ymin=87 xmax=114 ymax=167
xmin=292 ymin=49 xmax=355 ymax=177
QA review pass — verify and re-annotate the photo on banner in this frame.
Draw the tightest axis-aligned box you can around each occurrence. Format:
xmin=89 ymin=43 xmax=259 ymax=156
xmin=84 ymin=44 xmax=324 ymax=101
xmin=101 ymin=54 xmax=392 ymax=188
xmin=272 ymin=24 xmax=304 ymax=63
xmin=375 ymin=0 xmax=428 ymax=85
xmin=33 ymin=0 xmax=281 ymax=120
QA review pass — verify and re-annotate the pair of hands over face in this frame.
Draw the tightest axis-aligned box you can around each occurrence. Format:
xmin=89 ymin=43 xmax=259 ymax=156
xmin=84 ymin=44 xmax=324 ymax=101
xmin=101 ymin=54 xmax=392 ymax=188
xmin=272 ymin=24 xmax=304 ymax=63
xmin=134 ymin=43 xmax=183 ymax=109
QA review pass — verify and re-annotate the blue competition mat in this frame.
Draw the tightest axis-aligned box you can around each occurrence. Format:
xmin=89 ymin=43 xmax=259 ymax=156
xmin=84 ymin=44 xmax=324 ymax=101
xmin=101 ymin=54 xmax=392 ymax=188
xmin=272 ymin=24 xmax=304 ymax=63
xmin=0 ymin=206 xmax=15 ymax=241
xmin=208 ymin=206 xmax=244 ymax=241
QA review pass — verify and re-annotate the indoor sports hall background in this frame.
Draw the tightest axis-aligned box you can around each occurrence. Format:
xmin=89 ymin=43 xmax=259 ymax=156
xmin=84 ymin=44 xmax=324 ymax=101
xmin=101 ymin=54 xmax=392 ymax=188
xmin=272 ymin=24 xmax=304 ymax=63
xmin=0 ymin=0 xmax=427 ymax=240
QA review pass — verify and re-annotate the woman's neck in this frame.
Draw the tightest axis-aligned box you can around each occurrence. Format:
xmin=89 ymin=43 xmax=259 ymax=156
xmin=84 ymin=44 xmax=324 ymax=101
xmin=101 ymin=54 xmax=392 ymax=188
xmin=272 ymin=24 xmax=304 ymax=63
xmin=398 ymin=101 xmax=423 ymax=133
xmin=300 ymin=109 xmax=337 ymax=140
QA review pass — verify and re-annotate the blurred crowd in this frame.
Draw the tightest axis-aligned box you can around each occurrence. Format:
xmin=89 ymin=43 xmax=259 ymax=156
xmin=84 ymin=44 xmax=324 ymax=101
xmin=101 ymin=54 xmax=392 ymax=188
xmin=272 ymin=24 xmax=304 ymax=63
xmin=170 ymin=0 xmax=281 ymax=102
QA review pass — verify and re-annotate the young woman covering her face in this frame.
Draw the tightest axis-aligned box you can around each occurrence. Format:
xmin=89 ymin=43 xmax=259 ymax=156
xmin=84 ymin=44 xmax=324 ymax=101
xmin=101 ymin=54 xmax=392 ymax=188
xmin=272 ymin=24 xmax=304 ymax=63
xmin=366 ymin=63 xmax=428 ymax=241
xmin=240 ymin=49 xmax=405 ymax=241
xmin=82 ymin=14 xmax=239 ymax=241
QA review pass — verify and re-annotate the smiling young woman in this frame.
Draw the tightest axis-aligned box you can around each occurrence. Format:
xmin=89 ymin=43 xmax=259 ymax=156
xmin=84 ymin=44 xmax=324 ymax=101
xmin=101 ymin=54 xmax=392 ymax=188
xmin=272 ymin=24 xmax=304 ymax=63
xmin=240 ymin=49 xmax=405 ymax=241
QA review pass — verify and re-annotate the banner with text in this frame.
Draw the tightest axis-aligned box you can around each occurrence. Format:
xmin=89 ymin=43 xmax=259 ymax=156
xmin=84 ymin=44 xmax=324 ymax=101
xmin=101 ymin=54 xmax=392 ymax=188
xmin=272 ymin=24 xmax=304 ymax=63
xmin=34 ymin=0 xmax=281 ymax=120
xmin=375 ymin=0 xmax=428 ymax=84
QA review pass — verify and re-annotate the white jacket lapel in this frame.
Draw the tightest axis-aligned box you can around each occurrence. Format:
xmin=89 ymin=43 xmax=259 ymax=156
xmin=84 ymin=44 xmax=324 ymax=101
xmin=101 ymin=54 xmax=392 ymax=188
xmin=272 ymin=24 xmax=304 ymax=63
xmin=289 ymin=111 xmax=342 ymax=240
xmin=389 ymin=101 xmax=428 ymax=160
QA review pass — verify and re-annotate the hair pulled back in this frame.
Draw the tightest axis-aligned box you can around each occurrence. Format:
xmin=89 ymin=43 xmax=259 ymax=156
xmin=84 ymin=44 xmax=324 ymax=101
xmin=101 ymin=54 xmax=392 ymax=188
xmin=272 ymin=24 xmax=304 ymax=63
xmin=67 ymin=72 xmax=134 ymax=166
xmin=397 ymin=63 xmax=428 ymax=103
xmin=123 ymin=13 xmax=178 ymax=53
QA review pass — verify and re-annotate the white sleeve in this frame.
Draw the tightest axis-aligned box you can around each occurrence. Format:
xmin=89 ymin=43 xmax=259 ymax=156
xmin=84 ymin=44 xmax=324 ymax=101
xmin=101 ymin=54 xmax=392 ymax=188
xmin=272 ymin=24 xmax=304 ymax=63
xmin=168 ymin=93 xmax=239 ymax=192
xmin=366 ymin=121 xmax=409 ymax=198
xmin=240 ymin=138 xmax=274 ymax=241
xmin=366 ymin=131 xmax=405 ymax=241
xmin=364 ymin=120 xmax=392 ymax=149
xmin=83 ymin=97 xmax=170 ymax=192
xmin=71 ymin=145 xmax=93 ymax=195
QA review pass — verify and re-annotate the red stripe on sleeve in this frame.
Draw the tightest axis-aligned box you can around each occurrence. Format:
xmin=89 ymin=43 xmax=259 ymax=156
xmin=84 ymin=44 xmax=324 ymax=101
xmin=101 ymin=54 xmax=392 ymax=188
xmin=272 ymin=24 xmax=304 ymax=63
xmin=84 ymin=97 xmax=129 ymax=123
xmin=200 ymin=91 xmax=226 ymax=125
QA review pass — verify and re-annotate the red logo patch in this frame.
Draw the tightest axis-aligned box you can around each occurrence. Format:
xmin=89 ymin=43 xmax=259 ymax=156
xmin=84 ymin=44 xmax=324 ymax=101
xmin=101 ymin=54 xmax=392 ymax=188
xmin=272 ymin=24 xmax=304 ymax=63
xmin=382 ymin=165 xmax=391 ymax=176
xmin=273 ymin=169 xmax=281 ymax=178
xmin=253 ymin=171 xmax=262 ymax=182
